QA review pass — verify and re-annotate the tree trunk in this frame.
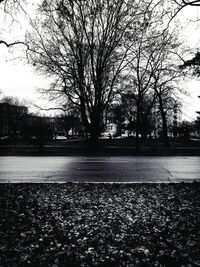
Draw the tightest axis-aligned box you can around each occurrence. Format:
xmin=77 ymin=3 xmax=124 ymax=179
xmin=89 ymin=126 xmax=99 ymax=148
xmin=88 ymin=114 xmax=101 ymax=149
xmin=136 ymin=101 xmax=141 ymax=152
xmin=158 ymin=97 xmax=170 ymax=147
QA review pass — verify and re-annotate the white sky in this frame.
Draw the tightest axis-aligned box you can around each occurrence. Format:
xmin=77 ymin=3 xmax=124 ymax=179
xmin=0 ymin=2 xmax=200 ymax=119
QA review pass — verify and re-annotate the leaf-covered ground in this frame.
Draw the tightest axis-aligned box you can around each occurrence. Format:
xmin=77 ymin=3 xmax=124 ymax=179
xmin=0 ymin=183 xmax=200 ymax=267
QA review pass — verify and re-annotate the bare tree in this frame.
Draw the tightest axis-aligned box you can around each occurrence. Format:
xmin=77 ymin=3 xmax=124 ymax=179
xmin=122 ymin=1 xmax=168 ymax=150
xmin=27 ymin=0 xmax=144 ymax=146
xmin=149 ymin=31 xmax=184 ymax=146
xmin=1 ymin=95 xmax=27 ymax=106
xmin=121 ymin=0 xmax=185 ymax=149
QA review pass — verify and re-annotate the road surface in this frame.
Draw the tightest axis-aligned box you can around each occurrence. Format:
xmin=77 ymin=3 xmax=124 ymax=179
xmin=0 ymin=156 xmax=200 ymax=183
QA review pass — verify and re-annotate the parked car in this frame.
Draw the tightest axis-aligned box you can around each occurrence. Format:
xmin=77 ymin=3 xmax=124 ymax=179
xmin=55 ymin=135 xmax=68 ymax=140
xmin=0 ymin=136 xmax=10 ymax=140
xmin=101 ymin=132 xmax=113 ymax=139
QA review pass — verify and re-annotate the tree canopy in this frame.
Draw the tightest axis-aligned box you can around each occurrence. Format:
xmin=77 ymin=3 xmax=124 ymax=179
xmin=27 ymin=0 xmax=150 ymax=144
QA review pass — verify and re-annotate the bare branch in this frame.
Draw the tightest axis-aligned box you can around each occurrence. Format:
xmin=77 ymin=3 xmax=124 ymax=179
xmin=33 ymin=104 xmax=71 ymax=113
xmin=182 ymin=0 xmax=200 ymax=6
xmin=0 ymin=40 xmax=29 ymax=48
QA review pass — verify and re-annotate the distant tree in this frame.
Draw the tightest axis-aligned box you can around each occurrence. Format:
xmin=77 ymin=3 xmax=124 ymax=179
xmin=175 ymin=120 xmax=196 ymax=138
xmin=195 ymin=96 xmax=200 ymax=133
xmin=180 ymin=52 xmax=200 ymax=76
xmin=56 ymin=115 xmax=74 ymax=136
xmin=104 ymin=104 xmax=125 ymax=136
xmin=140 ymin=96 xmax=156 ymax=139
xmin=112 ymin=105 xmax=125 ymax=136
xmin=180 ymin=55 xmax=200 ymax=124
xmin=33 ymin=119 xmax=54 ymax=152
xmin=151 ymin=49 xmax=183 ymax=146
xmin=195 ymin=116 xmax=200 ymax=133
xmin=1 ymin=96 xmax=27 ymax=106
xmin=56 ymin=112 xmax=83 ymax=137
xmin=121 ymin=93 xmax=155 ymax=139
xmin=23 ymin=116 xmax=54 ymax=151
xmin=122 ymin=14 xmax=157 ymax=149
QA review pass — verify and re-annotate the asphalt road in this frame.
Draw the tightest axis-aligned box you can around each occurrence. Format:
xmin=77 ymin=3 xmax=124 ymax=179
xmin=0 ymin=156 xmax=200 ymax=183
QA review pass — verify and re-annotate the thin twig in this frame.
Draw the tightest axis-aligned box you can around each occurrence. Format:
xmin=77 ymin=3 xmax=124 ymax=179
xmin=33 ymin=104 xmax=71 ymax=112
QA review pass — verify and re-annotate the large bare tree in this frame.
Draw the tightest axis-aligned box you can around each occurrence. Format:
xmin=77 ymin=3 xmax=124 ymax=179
xmin=27 ymin=0 xmax=144 ymax=146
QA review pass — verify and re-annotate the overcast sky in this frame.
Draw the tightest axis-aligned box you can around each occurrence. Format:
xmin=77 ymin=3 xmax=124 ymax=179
xmin=0 ymin=1 xmax=200 ymax=119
